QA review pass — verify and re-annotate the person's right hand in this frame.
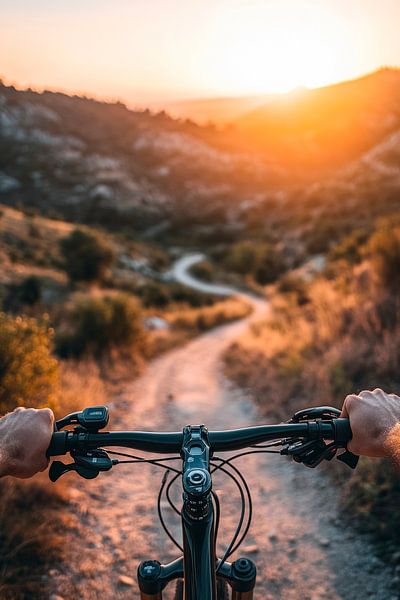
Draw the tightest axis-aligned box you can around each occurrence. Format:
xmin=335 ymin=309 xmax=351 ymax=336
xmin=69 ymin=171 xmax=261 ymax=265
xmin=341 ymin=389 xmax=400 ymax=462
xmin=0 ymin=407 xmax=54 ymax=478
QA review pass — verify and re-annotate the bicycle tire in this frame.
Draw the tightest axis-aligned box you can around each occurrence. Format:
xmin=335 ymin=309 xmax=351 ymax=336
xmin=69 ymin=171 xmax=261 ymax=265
xmin=174 ymin=579 xmax=184 ymax=600
xmin=173 ymin=579 xmax=229 ymax=599
xmin=217 ymin=579 xmax=230 ymax=600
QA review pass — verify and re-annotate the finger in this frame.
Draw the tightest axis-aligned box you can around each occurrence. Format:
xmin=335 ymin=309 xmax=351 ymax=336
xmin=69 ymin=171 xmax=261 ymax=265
xmin=39 ymin=457 xmax=50 ymax=472
xmin=341 ymin=394 xmax=358 ymax=417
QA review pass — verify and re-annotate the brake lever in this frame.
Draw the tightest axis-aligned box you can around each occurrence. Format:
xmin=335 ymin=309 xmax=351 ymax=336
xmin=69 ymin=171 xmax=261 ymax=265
xmin=281 ymin=439 xmax=336 ymax=468
xmin=49 ymin=461 xmax=99 ymax=482
xmin=282 ymin=438 xmax=359 ymax=469
xmin=336 ymin=449 xmax=359 ymax=469
xmin=287 ymin=407 xmax=359 ymax=469
xmin=49 ymin=449 xmax=115 ymax=482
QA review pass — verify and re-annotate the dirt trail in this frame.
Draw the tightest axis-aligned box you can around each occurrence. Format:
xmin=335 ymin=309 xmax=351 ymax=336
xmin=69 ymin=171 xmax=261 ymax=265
xmin=50 ymin=258 xmax=395 ymax=600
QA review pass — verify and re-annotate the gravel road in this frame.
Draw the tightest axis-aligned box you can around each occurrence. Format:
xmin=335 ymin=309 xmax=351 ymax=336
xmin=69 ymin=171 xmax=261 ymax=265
xmin=49 ymin=256 xmax=395 ymax=600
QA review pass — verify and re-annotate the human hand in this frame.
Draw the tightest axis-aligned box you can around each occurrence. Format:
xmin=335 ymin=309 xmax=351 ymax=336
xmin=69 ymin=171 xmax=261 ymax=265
xmin=0 ymin=407 xmax=54 ymax=478
xmin=341 ymin=389 xmax=400 ymax=463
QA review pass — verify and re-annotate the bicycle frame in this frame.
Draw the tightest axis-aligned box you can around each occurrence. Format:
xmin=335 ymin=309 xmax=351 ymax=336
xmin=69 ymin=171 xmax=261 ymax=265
xmin=137 ymin=425 xmax=256 ymax=599
xmin=47 ymin=407 xmax=354 ymax=598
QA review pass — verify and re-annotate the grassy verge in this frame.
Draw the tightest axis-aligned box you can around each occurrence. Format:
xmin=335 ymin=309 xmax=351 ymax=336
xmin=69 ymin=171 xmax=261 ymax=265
xmin=223 ymin=225 xmax=400 ymax=564
xmin=0 ymin=358 xmax=108 ymax=599
xmin=146 ymin=296 xmax=252 ymax=357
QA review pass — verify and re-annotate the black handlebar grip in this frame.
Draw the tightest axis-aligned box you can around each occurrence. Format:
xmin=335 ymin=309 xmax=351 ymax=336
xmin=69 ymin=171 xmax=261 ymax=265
xmin=333 ymin=418 xmax=353 ymax=444
xmin=47 ymin=432 xmax=68 ymax=457
xmin=333 ymin=418 xmax=359 ymax=469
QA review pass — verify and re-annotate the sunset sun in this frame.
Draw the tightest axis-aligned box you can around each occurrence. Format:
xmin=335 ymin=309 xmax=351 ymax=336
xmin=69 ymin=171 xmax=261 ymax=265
xmin=203 ymin=1 xmax=350 ymax=94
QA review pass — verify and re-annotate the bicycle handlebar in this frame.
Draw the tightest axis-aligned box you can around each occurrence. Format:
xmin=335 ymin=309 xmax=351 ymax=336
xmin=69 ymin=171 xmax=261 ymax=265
xmin=47 ymin=418 xmax=352 ymax=457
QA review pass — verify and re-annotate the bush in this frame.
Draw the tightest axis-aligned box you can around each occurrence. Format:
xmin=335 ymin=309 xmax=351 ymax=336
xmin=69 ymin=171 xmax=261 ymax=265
xmin=190 ymin=260 xmax=213 ymax=282
xmin=225 ymin=241 xmax=285 ymax=284
xmin=225 ymin=241 xmax=257 ymax=275
xmin=139 ymin=282 xmax=171 ymax=308
xmin=329 ymin=229 xmax=368 ymax=265
xmin=3 ymin=277 xmax=42 ymax=312
xmin=57 ymin=293 xmax=145 ymax=358
xmin=60 ymin=228 xmax=114 ymax=283
xmin=17 ymin=276 xmax=41 ymax=305
xmin=224 ymin=260 xmax=400 ymax=558
xmin=277 ymin=273 xmax=309 ymax=305
xmin=253 ymin=243 xmax=285 ymax=284
xmin=368 ymin=225 xmax=400 ymax=293
xmin=0 ymin=313 xmax=58 ymax=413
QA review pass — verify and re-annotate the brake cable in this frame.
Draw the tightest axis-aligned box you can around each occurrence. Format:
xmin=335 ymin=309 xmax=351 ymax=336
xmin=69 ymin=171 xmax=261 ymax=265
xmin=106 ymin=450 xmax=182 ymax=474
xmin=210 ymin=460 xmax=247 ymax=573
xmin=158 ymin=470 xmax=184 ymax=553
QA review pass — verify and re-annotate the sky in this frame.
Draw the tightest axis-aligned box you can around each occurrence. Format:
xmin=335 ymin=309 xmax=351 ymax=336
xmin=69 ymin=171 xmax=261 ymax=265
xmin=1 ymin=0 xmax=400 ymax=107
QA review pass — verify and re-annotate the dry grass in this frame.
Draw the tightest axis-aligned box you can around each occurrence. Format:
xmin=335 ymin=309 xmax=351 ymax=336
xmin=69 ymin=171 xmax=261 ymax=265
xmin=0 ymin=476 xmax=71 ymax=600
xmin=57 ymin=359 xmax=108 ymax=416
xmin=224 ymin=260 xmax=400 ymax=558
xmin=0 ymin=359 xmax=108 ymax=599
xmin=146 ymin=297 xmax=252 ymax=358
xmin=167 ymin=296 xmax=252 ymax=332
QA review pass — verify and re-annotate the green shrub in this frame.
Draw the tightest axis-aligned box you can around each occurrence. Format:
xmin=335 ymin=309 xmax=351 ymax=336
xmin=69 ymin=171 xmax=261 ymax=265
xmin=57 ymin=293 xmax=145 ymax=358
xmin=225 ymin=240 xmax=285 ymax=284
xmin=17 ymin=276 xmax=42 ymax=305
xmin=225 ymin=241 xmax=257 ymax=275
xmin=140 ymin=282 xmax=171 ymax=308
xmin=253 ymin=243 xmax=285 ymax=284
xmin=0 ymin=313 xmax=58 ymax=413
xmin=60 ymin=228 xmax=114 ymax=283
xmin=3 ymin=277 xmax=42 ymax=312
xmin=190 ymin=260 xmax=213 ymax=282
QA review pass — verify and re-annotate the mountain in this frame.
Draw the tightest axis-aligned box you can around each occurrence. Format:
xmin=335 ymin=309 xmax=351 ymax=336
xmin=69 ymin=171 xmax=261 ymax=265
xmin=1 ymin=69 xmax=400 ymax=250
xmin=232 ymin=68 xmax=400 ymax=173
xmin=163 ymin=95 xmax=275 ymax=125
xmin=0 ymin=82 xmax=274 ymax=237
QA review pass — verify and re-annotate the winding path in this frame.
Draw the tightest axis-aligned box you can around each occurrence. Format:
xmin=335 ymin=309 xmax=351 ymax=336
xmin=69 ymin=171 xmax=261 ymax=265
xmin=50 ymin=256 xmax=394 ymax=600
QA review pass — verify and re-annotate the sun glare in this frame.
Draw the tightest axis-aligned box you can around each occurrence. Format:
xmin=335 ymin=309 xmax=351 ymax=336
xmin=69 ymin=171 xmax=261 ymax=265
xmin=202 ymin=1 xmax=350 ymax=95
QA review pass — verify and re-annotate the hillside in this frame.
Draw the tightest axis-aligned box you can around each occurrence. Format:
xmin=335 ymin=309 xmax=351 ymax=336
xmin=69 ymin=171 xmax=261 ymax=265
xmin=233 ymin=69 xmax=400 ymax=174
xmin=164 ymin=94 xmax=273 ymax=125
xmin=1 ymin=71 xmax=400 ymax=272
xmin=0 ymin=82 xmax=276 ymax=240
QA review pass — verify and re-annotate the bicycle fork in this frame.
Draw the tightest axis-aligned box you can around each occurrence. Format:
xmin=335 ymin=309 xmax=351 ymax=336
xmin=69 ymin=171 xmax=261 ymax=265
xmin=137 ymin=556 xmax=256 ymax=599
xmin=138 ymin=425 xmax=256 ymax=599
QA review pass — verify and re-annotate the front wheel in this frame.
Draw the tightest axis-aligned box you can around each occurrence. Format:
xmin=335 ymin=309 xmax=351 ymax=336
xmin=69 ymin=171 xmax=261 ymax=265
xmin=217 ymin=579 xmax=230 ymax=599
xmin=173 ymin=579 xmax=230 ymax=599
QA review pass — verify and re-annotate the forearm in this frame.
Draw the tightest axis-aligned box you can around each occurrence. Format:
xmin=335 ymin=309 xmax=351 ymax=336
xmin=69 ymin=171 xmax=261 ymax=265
xmin=0 ymin=418 xmax=9 ymax=477
xmin=385 ymin=423 xmax=400 ymax=469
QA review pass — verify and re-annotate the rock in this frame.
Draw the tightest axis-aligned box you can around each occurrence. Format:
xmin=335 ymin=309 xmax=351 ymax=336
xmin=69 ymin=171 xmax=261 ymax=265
xmin=118 ymin=575 xmax=135 ymax=587
xmin=48 ymin=570 xmax=59 ymax=577
xmin=49 ymin=595 xmax=65 ymax=600
xmin=268 ymin=531 xmax=278 ymax=542
xmin=319 ymin=537 xmax=330 ymax=548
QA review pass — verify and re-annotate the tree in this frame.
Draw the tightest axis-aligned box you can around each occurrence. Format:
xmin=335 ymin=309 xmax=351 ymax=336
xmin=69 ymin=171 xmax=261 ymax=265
xmin=60 ymin=228 xmax=114 ymax=284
